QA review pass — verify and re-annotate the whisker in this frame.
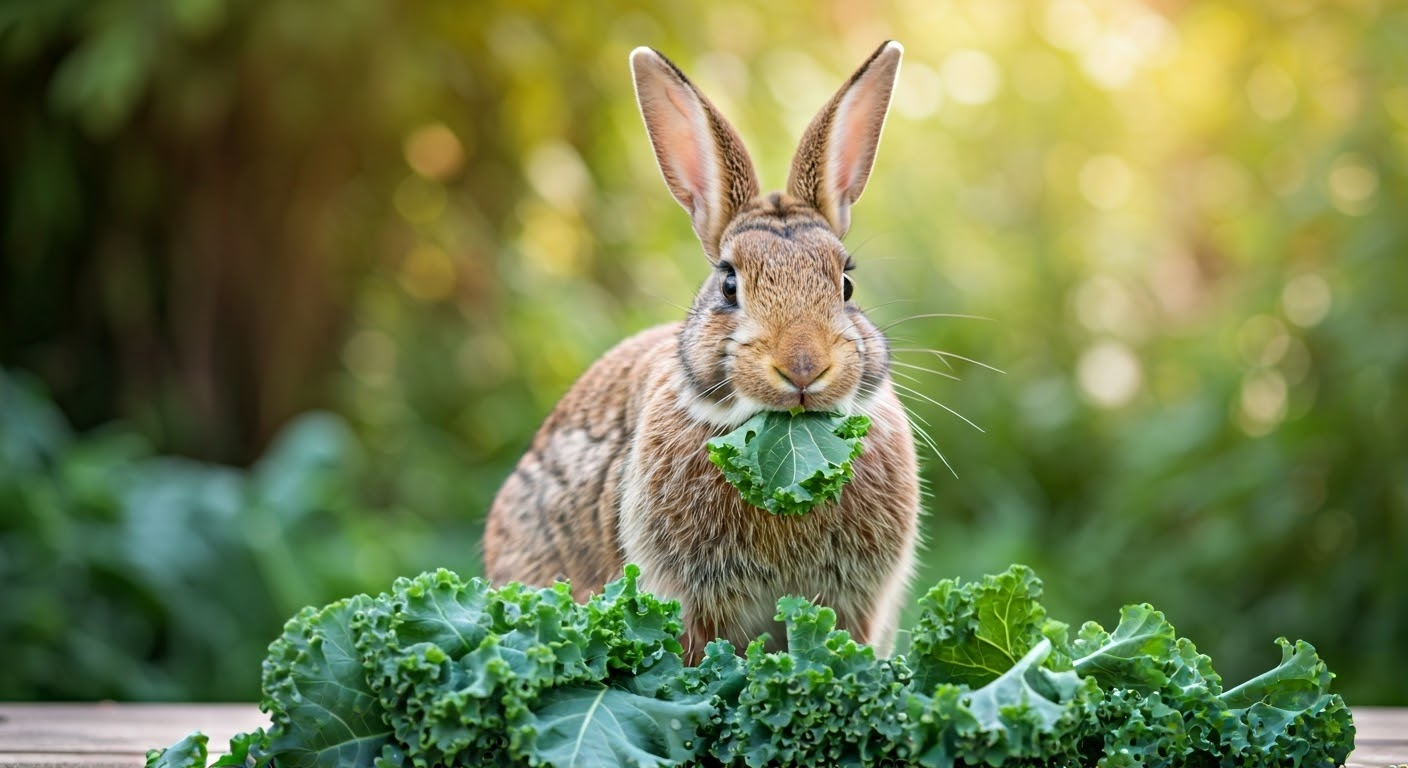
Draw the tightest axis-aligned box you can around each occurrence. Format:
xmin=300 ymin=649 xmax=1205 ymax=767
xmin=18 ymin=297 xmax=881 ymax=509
xmin=890 ymin=381 xmax=985 ymax=434
xmin=682 ymin=376 xmax=733 ymax=411
xmin=891 ymin=346 xmax=954 ymax=371
xmin=903 ymin=405 xmax=958 ymax=479
xmin=892 ymin=348 xmax=1006 ymax=375
xmin=890 ymin=368 xmax=919 ymax=383
xmin=853 ymin=380 xmax=957 ymax=477
xmin=832 ymin=318 xmax=866 ymax=346
xmin=856 ymin=298 xmax=916 ymax=315
xmin=876 ymin=313 xmax=995 ymax=333
xmin=890 ymin=359 xmax=960 ymax=382
xmin=644 ymin=292 xmax=694 ymax=314
xmin=846 ymin=232 xmax=881 ymax=258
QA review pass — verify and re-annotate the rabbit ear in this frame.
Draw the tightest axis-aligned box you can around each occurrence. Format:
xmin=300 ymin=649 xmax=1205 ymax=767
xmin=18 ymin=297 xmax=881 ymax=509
xmin=631 ymin=47 xmax=760 ymax=262
xmin=787 ymin=41 xmax=903 ymax=239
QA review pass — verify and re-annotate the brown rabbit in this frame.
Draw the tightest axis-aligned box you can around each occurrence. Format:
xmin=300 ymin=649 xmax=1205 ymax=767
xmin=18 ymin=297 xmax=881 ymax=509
xmin=483 ymin=41 xmax=920 ymax=663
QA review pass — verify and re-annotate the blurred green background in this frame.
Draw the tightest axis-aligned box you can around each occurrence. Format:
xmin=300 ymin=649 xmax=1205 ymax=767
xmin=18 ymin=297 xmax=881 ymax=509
xmin=2 ymin=0 xmax=1404 ymax=705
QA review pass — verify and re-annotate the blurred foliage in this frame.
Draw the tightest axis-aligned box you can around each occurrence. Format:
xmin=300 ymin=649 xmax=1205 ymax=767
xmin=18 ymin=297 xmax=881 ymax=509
xmin=1 ymin=0 xmax=1405 ymax=705
xmin=0 ymin=370 xmax=476 ymax=699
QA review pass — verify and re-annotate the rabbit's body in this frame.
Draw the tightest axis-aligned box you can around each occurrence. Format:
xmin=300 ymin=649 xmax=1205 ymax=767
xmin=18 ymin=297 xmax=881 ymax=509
xmin=485 ymin=42 xmax=921 ymax=662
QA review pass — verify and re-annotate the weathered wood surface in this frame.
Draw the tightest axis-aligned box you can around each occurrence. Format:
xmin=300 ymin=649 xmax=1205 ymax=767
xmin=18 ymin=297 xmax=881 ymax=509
xmin=0 ymin=704 xmax=268 ymax=768
xmin=0 ymin=702 xmax=1403 ymax=767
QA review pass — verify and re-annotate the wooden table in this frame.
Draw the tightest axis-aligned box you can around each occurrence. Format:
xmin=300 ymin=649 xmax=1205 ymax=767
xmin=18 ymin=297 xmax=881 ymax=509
xmin=0 ymin=703 xmax=1403 ymax=767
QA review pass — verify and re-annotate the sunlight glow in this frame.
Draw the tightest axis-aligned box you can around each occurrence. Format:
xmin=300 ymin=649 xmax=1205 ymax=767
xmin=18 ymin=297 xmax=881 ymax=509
xmin=1282 ymin=273 xmax=1332 ymax=328
xmin=941 ymin=49 xmax=1002 ymax=105
xmin=1078 ymin=154 xmax=1134 ymax=210
xmin=1077 ymin=339 xmax=1142 ymax=408
xmin=343 ymin=329 xmax=397 ymax=387
xmin=1238 ymin=369 xmax=1288 ymax=436
xmin=1246 ymin=64 xmax=1298 ymax=122
xmin=398 ymin=244 xmax=457 ymax=302
xmin=403 ymin=122 xmax=465 ymax=181
xmin=526 ymin=141 xmax=593 ymax=211
xmin=1326 ymin=152 xmax=1378 ymax=216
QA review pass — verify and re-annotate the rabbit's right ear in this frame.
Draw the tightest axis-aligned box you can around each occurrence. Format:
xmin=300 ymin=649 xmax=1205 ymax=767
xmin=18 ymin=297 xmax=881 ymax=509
xmin=631 ymin=47 xmax=760 ymax=263
xmin=787 ymin=41 xmax=903 ymax=239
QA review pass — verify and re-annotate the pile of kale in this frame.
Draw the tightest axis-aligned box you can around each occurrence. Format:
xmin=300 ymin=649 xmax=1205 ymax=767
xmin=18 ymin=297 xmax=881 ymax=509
xmin=149 ymin=564 xmax=1354 ymax=767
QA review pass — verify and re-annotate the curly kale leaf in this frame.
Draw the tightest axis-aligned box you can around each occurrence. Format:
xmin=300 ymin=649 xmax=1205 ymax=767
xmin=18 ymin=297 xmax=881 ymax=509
xmin=1213 ymin=637 xmax=1357 ymax=766
xmin=1065 ymin=603 xmax=1177 ymax=694
xmin=511 ymin=655 xmax=715 ymax=768
xmin=905 ymin=639 xmax=1101 ymax=768
xmin=260 ymin=595 xmax=393 ymax=768
xmin=706 ymin=410 xmax=871 ymax=516
xmin=909 ymin=564 xmax=1060 ymax=691
xmin=251 ymin=564 xmax=708 ymax=768
xmin=150 ymin=562 xmax=1356 ymax=768
xmin=905 ymin=564 xmax=1357 ymax=767
xmin=147 ymin=730 xmax=272 ymax=768
xmin=706 ymin=596 xmax=913 ymax=766
xmin=145 ymin=732 xmax=208 ymax=768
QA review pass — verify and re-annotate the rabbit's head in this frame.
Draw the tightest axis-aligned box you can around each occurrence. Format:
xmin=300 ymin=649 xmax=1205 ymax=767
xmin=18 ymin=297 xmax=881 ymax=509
xmin=631 ymin=42 xmax=904 ymax=427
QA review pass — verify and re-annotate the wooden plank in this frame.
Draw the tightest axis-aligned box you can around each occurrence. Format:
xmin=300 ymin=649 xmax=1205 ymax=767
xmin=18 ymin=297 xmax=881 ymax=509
xmin=0 ymin=703 xmax=267 ymax=767
xmin=1349 ymin=744 xmax=1408 ymax=768
xmin=1352 ymin=705 xmax=1408 ymax=740
xmin=0 ymin=756 xmax=141 ymax=768
xmin=0 ymin=702 xmax=1403 ymax=767
xmin=1351 ymin=705 xmax=1408 ymax=768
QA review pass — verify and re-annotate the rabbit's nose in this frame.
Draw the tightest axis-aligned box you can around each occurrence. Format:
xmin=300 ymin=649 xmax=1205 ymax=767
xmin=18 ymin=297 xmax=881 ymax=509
xmin=774 ymin=354 xmax=830 ymax=392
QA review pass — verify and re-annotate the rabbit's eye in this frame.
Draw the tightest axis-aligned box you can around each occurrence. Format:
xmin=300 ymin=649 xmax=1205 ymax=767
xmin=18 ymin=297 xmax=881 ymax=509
xmin=842 ymin=274 xmax=854 ymax=302
xmin=721 ymin=267 xmax=738 ymax=303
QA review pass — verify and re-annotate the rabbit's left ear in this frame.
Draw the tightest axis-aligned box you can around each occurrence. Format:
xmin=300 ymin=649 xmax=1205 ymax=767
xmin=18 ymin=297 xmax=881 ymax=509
xmin=787 ymin=41 xmax=903 ymax=239
xmin=632 ymin=46 xmax=760 ymax=263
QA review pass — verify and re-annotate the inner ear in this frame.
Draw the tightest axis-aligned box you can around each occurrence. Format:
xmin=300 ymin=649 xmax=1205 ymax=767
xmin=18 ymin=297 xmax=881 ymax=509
xmin=786 ymin=41 xmax=903 ymax=239
xmin=631 ymin=47 xmax=760 ymax=262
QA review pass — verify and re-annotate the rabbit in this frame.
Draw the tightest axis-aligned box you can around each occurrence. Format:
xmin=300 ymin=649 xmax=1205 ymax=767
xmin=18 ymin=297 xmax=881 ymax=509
xmin=483 ymin=40 xmax=920 ymax=664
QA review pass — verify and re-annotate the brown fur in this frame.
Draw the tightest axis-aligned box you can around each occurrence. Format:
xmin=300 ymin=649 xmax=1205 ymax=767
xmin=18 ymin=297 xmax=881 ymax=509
xmin=484 ymin=41 xmax=918 ymax=663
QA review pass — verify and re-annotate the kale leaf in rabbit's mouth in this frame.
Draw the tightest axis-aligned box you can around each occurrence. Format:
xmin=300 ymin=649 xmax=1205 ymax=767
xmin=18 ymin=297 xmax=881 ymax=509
xmin=706 ymin=410 xmax=871 ymax=516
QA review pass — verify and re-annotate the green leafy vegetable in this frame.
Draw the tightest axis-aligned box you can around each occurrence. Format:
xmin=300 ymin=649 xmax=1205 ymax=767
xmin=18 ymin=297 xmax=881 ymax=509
xmin=149 ymin=564 xmax=1356 ymax=768
xmin=146 ymin=732 xmax=208 ymax=768
xmin=1066 ymin=603 xmax=1176 ymax=693
xmin=706 ymin=410 xmax=871 ymax=516
xmin=512 ymin=668 xmax=712 ymax=768
xmin=145 ymin=730 xmax=268 ymax=768
xmin=908 ymin=562 xmax=1055 ymax=690
xmin=230 ymin=564 xmax=710 ymax=767
xmin=706 ymin=597 xmax=913 ymax=765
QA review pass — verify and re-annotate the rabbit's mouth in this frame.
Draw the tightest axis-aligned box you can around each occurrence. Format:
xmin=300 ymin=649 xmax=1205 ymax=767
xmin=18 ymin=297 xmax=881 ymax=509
xmin=756 ymin=368 xmax=856 ymax=413
xmin=775 ymin=371 xmax=831 ymax=411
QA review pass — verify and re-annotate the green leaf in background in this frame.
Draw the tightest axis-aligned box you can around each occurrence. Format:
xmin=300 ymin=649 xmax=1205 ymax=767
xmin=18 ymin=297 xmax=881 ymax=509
xmin=706 ymin=410 xmax=871 ymax=516
xmin=0 ymin=370 xmax=71 ymax=470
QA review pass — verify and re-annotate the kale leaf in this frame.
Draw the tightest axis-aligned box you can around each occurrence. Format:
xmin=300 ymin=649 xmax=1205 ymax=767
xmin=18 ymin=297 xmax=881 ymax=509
xmin=909 ymin=562 xmax=1055 ymax=690
xmin=148 ymin=563 xmax=1357 ymax=768
xmin=706 ymin=410 xmax=871 ymax=516
xmin=248 ymin=564 xmax=709 ymax=768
